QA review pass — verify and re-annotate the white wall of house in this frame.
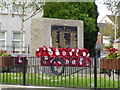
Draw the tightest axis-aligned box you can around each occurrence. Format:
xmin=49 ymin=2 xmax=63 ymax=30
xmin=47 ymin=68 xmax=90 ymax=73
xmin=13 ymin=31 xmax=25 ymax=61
xmin=1 ymin=14 xmax=20 ymax=46
xmin=100 ymin=15 xmax=114 ymax=24
xmin=102 ymin=36 xmax=110 ymax=44
xmin=0 ymin=10 xmax=43 ymax=53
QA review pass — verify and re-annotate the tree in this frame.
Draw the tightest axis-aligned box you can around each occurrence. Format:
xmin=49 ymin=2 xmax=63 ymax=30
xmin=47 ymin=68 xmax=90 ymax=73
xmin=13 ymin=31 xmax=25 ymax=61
xmin=104 ymin=0 xmax=120 ymax=14
xmin=43 ymin=2 xmax=99 ymax=56
xmin=100 ymin=22 xmax=114 ymax=44
xmin=0 ymin=0 xmax=44 ymax=53
xmin=104 ymin=0 xmax=120 ymax=42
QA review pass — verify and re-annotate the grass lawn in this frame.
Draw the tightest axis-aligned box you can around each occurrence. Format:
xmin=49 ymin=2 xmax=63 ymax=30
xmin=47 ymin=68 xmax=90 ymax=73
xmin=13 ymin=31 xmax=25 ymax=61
xmin=0 ymin=73 xmax=119 ymax=88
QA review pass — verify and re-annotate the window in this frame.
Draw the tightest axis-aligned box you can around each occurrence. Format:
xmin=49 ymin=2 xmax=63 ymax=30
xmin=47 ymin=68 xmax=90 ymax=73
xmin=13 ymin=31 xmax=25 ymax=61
xmin=12 ymin=32 xmax=25 ymax=53
xmin=0 ymin=32 xmax=6 ymax=50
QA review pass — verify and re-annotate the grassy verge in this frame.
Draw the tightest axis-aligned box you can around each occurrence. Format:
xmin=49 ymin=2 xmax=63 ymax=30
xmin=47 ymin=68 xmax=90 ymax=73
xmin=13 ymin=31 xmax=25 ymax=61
xmin=0 ymin=73 xmax=119 ymax=88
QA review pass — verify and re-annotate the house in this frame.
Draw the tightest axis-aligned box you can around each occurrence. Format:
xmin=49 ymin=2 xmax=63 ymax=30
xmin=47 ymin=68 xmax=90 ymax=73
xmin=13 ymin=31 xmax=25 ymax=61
xmin=96 ymin=13 xmax=120 ymax=57
xmin=97 ymin=15 xmax=120 ymax=43
xmin=0 ymin=2 xmax=43 ymax=54
xmin=96 ymin=15 xmax=113 ymax=56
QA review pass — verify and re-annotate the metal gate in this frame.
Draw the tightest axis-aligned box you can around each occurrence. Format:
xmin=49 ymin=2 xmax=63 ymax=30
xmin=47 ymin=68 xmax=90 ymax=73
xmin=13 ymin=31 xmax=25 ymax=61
xmin=0 ymin=57 xmax=120 ymax=89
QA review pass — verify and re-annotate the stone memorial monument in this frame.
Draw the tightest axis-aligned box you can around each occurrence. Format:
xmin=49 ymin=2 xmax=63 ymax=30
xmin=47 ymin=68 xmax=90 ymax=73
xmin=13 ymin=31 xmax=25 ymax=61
xmin=31 ymin=18 xmax=84 ymax=56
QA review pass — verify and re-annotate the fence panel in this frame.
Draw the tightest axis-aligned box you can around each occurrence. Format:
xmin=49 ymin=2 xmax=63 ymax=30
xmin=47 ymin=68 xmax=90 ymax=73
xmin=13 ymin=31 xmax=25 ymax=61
xmin=0 ymin=57 xmax=119 ymax=88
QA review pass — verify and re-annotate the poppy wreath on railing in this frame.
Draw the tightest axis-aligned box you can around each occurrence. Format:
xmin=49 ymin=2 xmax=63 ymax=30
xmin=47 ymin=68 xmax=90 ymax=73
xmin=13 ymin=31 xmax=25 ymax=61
xmin=15 ymin=55 xmax=28 ymax=65
xmin=82 ymin=57 xmax=92 ymax=67
xmin=40 ymin=46 xmax=51 ymax=66
xmin=36 ymin=47 xmax=44 ymax=57
xmin=80 ymin=48 xmax=89 ymax=57
xmin=35 ymin=46 xmax=92 ymax=67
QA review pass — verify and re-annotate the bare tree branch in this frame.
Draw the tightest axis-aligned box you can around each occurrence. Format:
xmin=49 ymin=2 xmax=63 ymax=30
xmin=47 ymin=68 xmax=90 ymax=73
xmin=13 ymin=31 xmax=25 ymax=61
xmin=24 ymin=8 xmax=43 ymax=22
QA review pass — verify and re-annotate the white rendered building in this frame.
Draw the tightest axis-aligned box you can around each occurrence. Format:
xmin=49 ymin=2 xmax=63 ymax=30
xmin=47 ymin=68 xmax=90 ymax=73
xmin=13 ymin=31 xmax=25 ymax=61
xmin=0 ymin=2 xmax=43 ymax=54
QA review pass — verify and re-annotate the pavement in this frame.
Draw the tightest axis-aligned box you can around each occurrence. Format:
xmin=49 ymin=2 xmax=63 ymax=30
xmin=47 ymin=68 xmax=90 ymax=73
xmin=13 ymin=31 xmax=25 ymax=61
xmin=0 ymin=84 xmax=97 ymax=90
xmin=0 ymin=84 xmax=119 ymax=90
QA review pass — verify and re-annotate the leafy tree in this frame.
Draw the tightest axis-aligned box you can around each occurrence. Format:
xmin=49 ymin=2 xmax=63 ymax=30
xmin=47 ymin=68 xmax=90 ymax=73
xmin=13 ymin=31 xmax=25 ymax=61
xmin=104 ymin=0 xmax=120 ymax=14
xmin=0 ymin=0 xmax=44 ymax=53
xmin=43 ymin=2 xmax=99 ymax=56
xmin=104 ymin=0 xmax=120 ymax=38
xmin=100 ymin=22 xmax=114 ymax=44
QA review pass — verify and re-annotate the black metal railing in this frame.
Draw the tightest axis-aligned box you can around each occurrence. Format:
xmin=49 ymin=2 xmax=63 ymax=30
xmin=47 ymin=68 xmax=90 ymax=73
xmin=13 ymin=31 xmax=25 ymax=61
xmin=0 ymin=45 xmax=30 ymax=54
xmin=0 ymin=57 xmax=120 ymax=89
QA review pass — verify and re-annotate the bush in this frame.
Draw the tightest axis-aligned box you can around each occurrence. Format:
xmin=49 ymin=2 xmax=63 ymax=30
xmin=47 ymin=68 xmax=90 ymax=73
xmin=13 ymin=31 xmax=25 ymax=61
xmin=0 ymin=48 xmax=11 ymax=56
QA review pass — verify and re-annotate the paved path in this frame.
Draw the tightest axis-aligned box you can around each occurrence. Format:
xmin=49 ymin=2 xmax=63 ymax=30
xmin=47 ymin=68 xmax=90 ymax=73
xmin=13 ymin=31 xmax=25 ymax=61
xmin=0 ymin=84 xmax=95 ymax=90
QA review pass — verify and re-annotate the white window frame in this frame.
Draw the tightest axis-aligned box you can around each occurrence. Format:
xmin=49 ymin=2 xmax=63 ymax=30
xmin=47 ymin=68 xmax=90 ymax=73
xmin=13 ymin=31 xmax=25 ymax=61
xmin=12 ymin=31 xmax=25 ymax=53
xmin=0 ymin=31 xmax=6 ymax=50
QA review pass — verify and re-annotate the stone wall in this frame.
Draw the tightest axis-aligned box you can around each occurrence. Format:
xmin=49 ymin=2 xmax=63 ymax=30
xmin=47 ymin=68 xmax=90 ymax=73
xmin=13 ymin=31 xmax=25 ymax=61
xmin=31 ymin=18 xmax=84 ymax=56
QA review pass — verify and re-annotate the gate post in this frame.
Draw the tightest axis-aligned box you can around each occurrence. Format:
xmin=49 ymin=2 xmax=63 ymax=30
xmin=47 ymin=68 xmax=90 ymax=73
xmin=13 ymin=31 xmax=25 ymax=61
xmin=94 ymin=57 xmax=97 ymax=89
xmin=23 ymin=57 xmax=26 ymax=85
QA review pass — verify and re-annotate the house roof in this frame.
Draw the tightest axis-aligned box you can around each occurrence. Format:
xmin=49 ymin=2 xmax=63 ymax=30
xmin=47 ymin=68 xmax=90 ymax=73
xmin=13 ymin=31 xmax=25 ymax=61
xmin=97 ymin=23 xmax=107 ymax=28
xmin=107 ymin=15 xmax=115 ymax=23
xmin=107 ymin=15 xmax=120 ymax=24
xmin=99 ymin=15 xmax=107 ymax=23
